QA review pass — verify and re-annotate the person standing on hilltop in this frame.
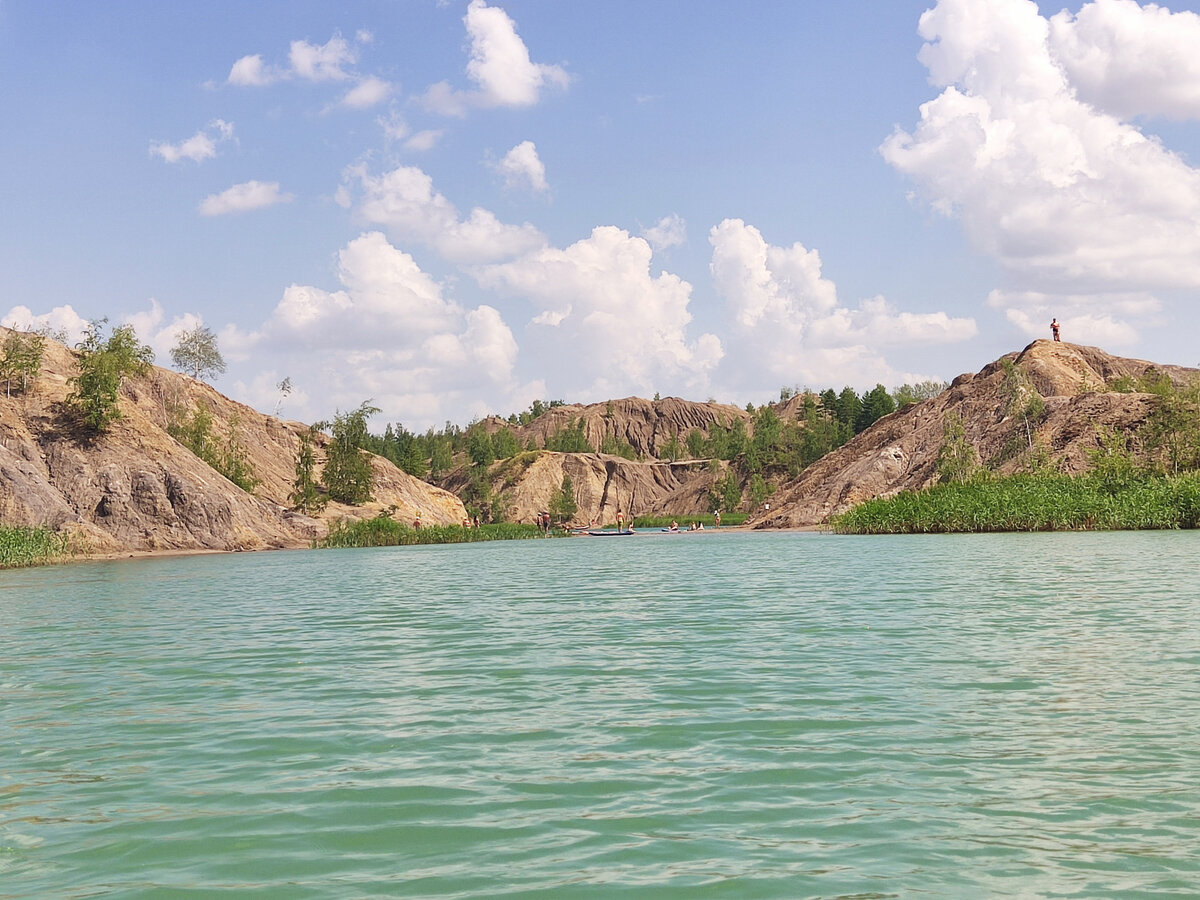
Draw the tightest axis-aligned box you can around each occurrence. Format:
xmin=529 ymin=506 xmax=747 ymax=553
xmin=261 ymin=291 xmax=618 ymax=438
xmin=1051 ymin=318 xmax=1061 ymax=341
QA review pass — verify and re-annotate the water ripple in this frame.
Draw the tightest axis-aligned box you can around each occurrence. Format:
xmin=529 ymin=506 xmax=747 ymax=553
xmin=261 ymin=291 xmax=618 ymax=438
xmin=2 ymin=531 xmax=1199 ymax=897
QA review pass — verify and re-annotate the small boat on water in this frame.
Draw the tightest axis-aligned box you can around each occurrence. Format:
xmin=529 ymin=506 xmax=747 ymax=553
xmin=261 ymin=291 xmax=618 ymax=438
xmin=585 ymin=529 xmax=636 ymax=536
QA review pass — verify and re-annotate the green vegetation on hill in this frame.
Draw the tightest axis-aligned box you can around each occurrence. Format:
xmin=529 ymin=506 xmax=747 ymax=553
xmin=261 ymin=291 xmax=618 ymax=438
xmin=831 ymin=471 xmax=1200 ymax=533
xmin=835 ymin=369 xmax=1200 ymax=534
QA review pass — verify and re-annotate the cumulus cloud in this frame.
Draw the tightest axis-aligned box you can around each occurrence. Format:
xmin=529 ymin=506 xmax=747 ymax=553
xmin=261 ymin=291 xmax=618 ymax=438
xmin=228 ymin=32 xmax=375 ymax=90
xmin=419 ymin=0 xmax=569 ymax=115
xmin=882 ymin=0 xmax=1200 ymax=343
xmin=199 ymin=181 xmax=294 ymax=216
xmin=121 ymin=298 xmax=205 ymax=361
xmin=477 ymin=226 xmax=722 ymax=400
xmin=491 ymin=140 xmax=548 ymax=193
xmin=710 ymin=219 xmax=975 ymax=388
xmin=150 ymin=119 xmax=234 ymax=164
xmin=341 ymin=75 xmax=393 ymax=109
xmin=228 ymin=54 xmax=280 ymax=87
xmin=1 ymin=304 xmax=90 ymax=344
xmin=289 ymin=34 xmax=355 ymax=82
xmin=988 ymin=288 xmax=1159 ymax=346
xmin=348 ymin=163 xmax=546 ymax=263
xmin=1049 ymin=0 xmax=1200 ymax=121
xmin=224 ymin=231 xmax=532 ymax=427
xmin=404 ymin=130 xmax=445 ymax=152
xmin=642 ymin=214 xmax=687 ymax=251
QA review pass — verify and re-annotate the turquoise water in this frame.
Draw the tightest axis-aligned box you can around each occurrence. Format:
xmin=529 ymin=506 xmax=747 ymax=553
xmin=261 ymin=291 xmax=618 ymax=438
xmin=3 ymin=530 xmax=1199 ymax=898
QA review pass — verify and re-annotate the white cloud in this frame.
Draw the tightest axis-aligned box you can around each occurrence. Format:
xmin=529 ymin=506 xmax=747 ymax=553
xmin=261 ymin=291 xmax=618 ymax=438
xmin=882 ymin=0 xmax=1200 ymax=341
xmin=121 ymin=298 xmax=205 ymax=362
xmin=228 ymin=54 xmax=280 ymax=87
xmin=419 ymin=0 xmax=569 ymax=115
xmin=477 ymin=225 xmax=722 ymax=400
xmin=349 ymin=164 xmax=546 ymax=263
xmin=987 ymin=288 xmax=1159 ymax=347
xmin=1049 ymin=0 xmax=1200 ymax=121
xmin=150 ymin=119 xmax=234 ymax=164
xmin=491 ymin=140 xmax=548 ymax=193
xmin=341 ymin=76 xmax=393 ymax=109
xmin=710 ymin=219 xmax=975 ymax=388
xmin=642 ymin=214 xmax=687 ymax=251
xmin=405 ymin=130 xmax=445 ymax=152
xmin=1 ymin=304 xmax=90 ymax=344
xmin=289 ymin=34 xmax=355 ymax=82
xmin=199 ymin=181 xmax=294 ymax=216
xmin=228 ymin=32 xmax=376 ymax=91
xmin=222 ymin=232 xmax=533 ymax=427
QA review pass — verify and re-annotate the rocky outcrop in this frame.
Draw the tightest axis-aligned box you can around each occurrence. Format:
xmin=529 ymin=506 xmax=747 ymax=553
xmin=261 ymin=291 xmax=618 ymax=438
xmin=752 ymin=340 xmax=1194 ymax=528
xmin=0 ymin=329 xmax=466 ymax=553
xmin=440 ymin=450 xmax=726 ymax=526
xmin=484 ymin=396 xmax=750 ymax=459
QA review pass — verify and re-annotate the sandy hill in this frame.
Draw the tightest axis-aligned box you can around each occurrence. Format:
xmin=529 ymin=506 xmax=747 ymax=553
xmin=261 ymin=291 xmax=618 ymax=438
xmin=752 ymin=340 xmax=1198 ymax=529
xmin=0 ymin=329 xmax=465 ymax=554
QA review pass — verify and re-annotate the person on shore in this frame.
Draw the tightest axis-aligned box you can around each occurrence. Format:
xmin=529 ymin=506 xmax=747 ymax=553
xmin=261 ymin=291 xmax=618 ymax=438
xmin=714 ymin=511 xmax=721 ymax=528
xmin=1051 ymin=318 xmax=1061 ymax=341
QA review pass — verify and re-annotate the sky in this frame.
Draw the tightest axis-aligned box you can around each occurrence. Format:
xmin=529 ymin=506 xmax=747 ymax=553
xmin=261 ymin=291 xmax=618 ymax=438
xmin=4 ymin=0 xmax=1200 ymax=431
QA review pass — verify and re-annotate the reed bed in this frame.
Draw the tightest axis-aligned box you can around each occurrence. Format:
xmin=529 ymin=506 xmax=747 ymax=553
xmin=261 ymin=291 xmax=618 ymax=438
xmin=0 ymin=526 xmax=70 ymax=569
xmin=631 ymin=513 xmax=747 ymax=528
xmin=319 ymin=517 xmax=547 ymax=548
xmin=832 ymin=472 xmax=1200 ymax=534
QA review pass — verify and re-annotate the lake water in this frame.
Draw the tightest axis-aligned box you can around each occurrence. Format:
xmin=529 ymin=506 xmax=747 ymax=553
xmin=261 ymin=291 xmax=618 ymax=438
xmin=3 ymin=530 xmax=1199 ymax=898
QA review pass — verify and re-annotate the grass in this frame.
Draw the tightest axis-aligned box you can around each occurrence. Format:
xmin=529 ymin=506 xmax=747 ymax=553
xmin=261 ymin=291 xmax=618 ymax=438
xmin=319 ymin=516 xmax=549 ymax=548
xmin=0 ymin=526 xmax=70 ymax=569
xmin=631 ymin=513 xmax=747 ymax=528
xmin=831 ymin=471 xmax=1200 ymax=534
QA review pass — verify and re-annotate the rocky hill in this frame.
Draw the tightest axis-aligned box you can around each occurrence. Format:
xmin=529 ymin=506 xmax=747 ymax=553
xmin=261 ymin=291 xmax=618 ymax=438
xmin=0 ymin=329 xmax=465 ymax=554
xmin=439 ymin=450 xmax=728 ymax=527
xmin=482 ymin=396 xmax=751 ymax=459
xmin=751 ymin=340 xmax=1197 ymax=529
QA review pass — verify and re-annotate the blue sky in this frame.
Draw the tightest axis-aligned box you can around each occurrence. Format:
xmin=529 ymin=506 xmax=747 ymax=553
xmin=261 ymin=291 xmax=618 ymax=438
xmin=4 ymin=0 xmax=1200 ymax=430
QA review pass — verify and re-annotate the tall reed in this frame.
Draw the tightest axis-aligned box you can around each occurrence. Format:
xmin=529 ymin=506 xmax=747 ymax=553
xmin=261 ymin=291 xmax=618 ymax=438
xmin=831 ymin=472 xmax=1200 ymax=534
xmin=0 ymin=527 xmax=70 ymax=569
xmin=319 ymin=517 xmax=547 ymax=548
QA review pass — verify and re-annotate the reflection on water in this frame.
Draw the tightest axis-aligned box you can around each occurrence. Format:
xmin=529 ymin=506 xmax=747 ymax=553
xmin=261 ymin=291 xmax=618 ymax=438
xmin=2 ymin=531 xmax=1199 ymax=897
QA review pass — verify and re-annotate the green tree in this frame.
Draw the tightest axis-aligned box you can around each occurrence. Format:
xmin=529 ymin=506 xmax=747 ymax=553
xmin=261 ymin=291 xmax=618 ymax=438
xmin=550 ymin=473 xmax=578 ymax=524
xmin=856 ymin=384 xmax=896 ymax=432
xmin=937 ymin=413 xmax=979 ymax=484
xmin=170 ymin=325 xmax=226 ymax=381
xmin=492 ymin=426 xmax=521 ymax=459
xmin=0 ymin=330 xmax=46 ymax=396
xmin=290 ymin=426 xmax=326 ymax=514
xmin=321 ymin=402 xmax=380 ymax=504
xmin=466 ymin=424 xmax=496 ymax=468
xmin=892 ymin=380 xmax=947 ymax=408
xmin=67 ymin=320 xmax=155 ymax=432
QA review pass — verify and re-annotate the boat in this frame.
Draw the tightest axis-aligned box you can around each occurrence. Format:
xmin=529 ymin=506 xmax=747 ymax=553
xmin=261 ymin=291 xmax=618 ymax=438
xmin=585 ymin=529 xmax=636 ymax=536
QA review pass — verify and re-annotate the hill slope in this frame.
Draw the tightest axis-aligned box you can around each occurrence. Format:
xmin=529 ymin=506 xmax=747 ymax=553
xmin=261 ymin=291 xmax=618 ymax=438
xmin=0 ymin=329 xmax=465 ymax=554
xmin=752 ymin=340 xmax=1196 ymax=528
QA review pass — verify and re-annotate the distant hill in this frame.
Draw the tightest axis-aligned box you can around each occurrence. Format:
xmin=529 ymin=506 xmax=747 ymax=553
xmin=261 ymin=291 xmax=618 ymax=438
xmin=5 ymin=329 xmax=1193 ymax=552
xmin=752 ymin=340 xmax=1198 ymax=529
xmin=0 ymin=328 xmax=465 ymax=555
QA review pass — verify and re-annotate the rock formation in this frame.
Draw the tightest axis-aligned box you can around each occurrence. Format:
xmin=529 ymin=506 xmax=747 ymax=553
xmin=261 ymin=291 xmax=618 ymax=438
xmin=439 ymin=450 xmax=726 ymax=526
xmin=482 ymin=396 xmax=750 ymax=459
xmin=0 ymin=329 xmax=465 ymax=554
xmin=752 ymin=340 xmax=1197 ymax=528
